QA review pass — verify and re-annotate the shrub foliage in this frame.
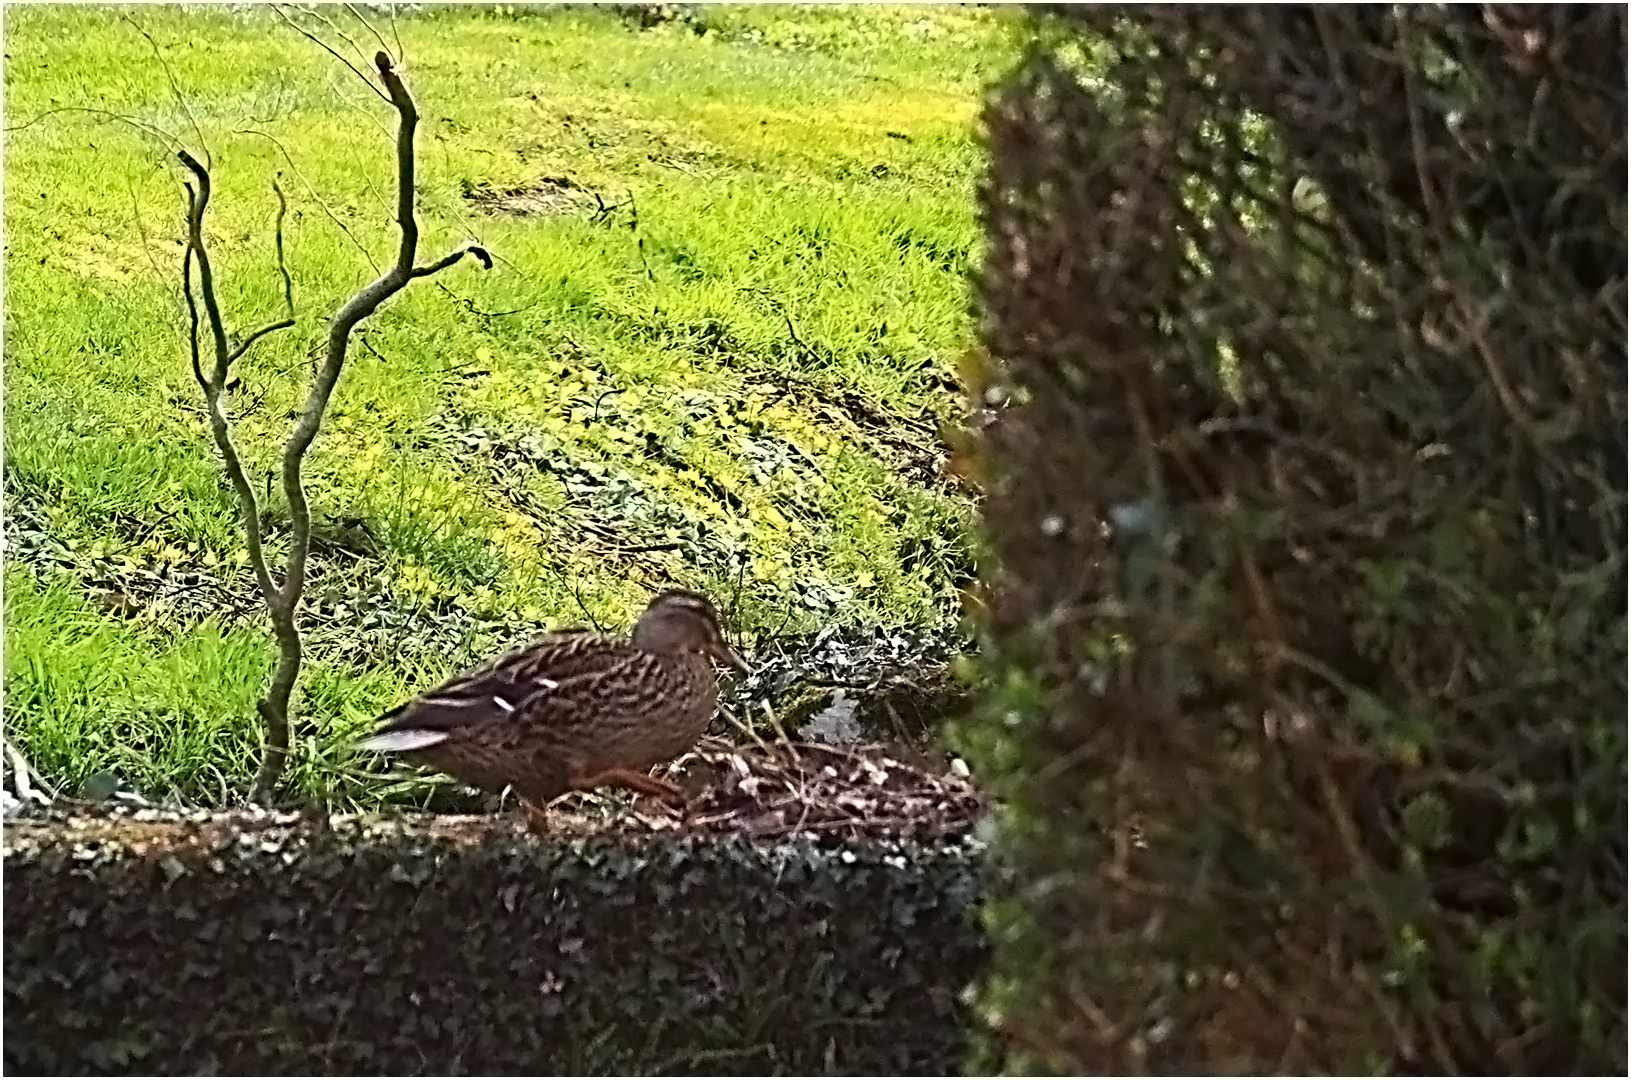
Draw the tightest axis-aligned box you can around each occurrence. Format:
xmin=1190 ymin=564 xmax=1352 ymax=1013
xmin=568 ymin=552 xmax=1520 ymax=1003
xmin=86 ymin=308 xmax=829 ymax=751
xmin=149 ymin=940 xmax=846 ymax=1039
xmin=956 ymin=6 xmax=1625 ymax=1073
xmin=3 ymin=813 xmax=984 ymax=1075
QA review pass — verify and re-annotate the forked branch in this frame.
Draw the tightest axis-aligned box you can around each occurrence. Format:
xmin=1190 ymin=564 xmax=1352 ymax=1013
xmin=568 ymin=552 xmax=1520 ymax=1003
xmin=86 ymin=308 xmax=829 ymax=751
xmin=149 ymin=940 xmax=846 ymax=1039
xmin=181 ymin=49 xmax=490 ymax=802
xmin=180 ymin=150 xmax=288 ymax=612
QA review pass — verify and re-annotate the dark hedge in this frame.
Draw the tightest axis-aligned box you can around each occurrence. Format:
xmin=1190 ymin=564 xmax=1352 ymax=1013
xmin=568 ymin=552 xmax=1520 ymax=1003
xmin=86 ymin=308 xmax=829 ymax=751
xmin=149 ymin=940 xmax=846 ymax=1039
xmin=3 ymin=809 xmax=985 ymax=1075
xmin=954 ymin=4 xmax=1625 ymax=1074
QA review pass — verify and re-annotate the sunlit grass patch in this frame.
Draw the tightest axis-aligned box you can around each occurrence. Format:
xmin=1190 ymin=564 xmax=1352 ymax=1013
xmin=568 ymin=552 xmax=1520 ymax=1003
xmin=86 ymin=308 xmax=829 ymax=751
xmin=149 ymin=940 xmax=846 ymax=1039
xmin=4 ymin=2 xmax=1022 ymax=803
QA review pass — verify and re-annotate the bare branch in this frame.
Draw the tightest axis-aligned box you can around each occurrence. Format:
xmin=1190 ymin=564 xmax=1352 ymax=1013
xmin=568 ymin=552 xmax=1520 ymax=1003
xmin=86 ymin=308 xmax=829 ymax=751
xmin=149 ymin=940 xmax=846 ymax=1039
xmin=228 ymin=178 xmax=297 ymax=363
xmin=253 ymin=47 xmax=488 ymax=798
xmin=239 ymin=126 xmax=382 ymax=272
xmin=277 ymin=51 xmax=455 ymax=607
xmin=411 ymin=243 xmax=492 ymax=278
xmin=177 ymin=152 xmax=281 ymax=615
xmin=273 ymin=3 xmax=389 ymax=102
xmin=182 ymin=229 xmax=206 ymax=390
xmin=124 ymin=13 xmax=211 ymax=169
xmin=177 ymin=151 xmax=232 ymax=385
xmin=344 ymin=2 xmax=397 ymax=65
xmin=271 ymin=176 xmax=295 ymax=315
xmin=176 ymin=41 xmax=493 ymax=803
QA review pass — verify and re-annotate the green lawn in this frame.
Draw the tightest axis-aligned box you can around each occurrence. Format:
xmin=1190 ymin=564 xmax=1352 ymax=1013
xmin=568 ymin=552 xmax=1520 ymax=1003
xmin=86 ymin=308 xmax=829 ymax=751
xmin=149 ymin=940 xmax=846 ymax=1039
xmin=2 ymin=3 xmax=1022 ymax=806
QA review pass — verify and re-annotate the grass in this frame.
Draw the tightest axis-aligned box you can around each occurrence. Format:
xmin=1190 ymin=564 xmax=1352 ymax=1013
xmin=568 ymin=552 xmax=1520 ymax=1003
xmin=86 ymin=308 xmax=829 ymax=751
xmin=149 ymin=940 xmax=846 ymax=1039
xmin=2 ymin=3 xmax=1024 ymax=807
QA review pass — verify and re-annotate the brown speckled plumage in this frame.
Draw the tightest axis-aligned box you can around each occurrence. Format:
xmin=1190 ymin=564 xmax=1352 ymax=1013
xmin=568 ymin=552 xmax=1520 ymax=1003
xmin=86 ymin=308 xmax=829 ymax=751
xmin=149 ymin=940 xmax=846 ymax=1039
xmin=360 ymin=589 xmax=746 ymax=823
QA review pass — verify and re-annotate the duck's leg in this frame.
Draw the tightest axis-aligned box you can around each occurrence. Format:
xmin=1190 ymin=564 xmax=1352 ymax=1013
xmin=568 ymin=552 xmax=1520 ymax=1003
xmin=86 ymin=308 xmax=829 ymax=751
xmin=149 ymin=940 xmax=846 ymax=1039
xmin=520 ymin=798 xmax=552 ymax=834
xmin=571 ymin=767 xmax=686 ymax=809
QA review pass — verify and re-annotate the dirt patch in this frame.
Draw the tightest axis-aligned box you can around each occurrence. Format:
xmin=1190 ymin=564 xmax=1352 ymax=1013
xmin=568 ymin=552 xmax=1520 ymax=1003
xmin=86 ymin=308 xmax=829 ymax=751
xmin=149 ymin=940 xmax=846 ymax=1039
xmin=664 ymin=739 xmax=979 ymax=843
xmin=744 ymin=369 xmax=966 ymax=492
xmin=461 ymin=175 xmax=584 ymax=216
xmin=434 ymin=411 xmax=744 ymax=582
xmin=611 ymin=3 xmax=696 ymax=31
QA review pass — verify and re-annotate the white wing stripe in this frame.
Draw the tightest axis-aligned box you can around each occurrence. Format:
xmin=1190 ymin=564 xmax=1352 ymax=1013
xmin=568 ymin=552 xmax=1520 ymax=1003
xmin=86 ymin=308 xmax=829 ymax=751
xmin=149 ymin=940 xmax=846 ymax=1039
xmin=357 ymin=729 xmax=449 ymax=752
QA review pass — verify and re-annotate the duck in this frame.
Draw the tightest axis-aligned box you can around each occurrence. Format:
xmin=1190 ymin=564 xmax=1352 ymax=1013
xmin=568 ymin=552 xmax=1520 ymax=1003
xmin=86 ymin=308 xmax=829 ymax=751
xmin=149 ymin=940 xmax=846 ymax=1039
xmin=359 ymin=588 xmax=747 ymax=829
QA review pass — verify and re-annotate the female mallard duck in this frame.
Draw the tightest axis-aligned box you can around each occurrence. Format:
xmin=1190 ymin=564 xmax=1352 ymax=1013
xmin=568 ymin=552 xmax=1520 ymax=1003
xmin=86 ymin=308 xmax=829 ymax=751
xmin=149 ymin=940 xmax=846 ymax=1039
xmin=359 ymin=589 xmax=746 ymax=827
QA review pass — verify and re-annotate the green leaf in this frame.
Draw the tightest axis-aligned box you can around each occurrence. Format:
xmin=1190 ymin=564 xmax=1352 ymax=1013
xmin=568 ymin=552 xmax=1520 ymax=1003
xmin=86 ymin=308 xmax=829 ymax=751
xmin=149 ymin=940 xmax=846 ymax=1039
xmin=1399 ymin=791 xmax=1452 ymax=850
xmin=81 ymin=769 xmax=120 ymax=801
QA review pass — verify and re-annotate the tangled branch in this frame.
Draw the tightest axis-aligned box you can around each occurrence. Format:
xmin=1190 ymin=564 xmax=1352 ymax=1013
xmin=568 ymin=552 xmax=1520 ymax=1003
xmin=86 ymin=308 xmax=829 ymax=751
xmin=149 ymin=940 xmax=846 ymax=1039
xmin=182 ymin=50 xmax=490 ymax=802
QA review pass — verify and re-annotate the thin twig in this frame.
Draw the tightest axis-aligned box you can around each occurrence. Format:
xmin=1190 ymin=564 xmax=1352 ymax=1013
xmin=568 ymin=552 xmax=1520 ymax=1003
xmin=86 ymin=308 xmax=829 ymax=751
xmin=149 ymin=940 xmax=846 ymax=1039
xmin=238 ymin=127 xmax=382 ymax=271
xmin=124 ymin=13 xmax=210 ymax=168
xmin=569 ymin=580 xmax=607 ymax=631
xmin=303 ymin=3 xmax=385 ymax=80
xmin=356 ymin=332 xmax=389 ymax=365
xmin=388 ymin=2 xmax=404 ymax=64
xmin=344 ymin=2 xmax=396 ymax=64
xmin=227 ymin=324 xmax=295 ymax=366
xmin=435 ymin=282 xmax=542 ymax=318
xmin=272 ymin=4 xmax=389 ymax=103
xmin=228 ymin=179 xmax=297 ymax=363
xmin=126 ymin=164 xmax=172 ymax=289
xmin=356 ymin=157 xmax=397 ymax=223
xmin=4 ymin=105 xmax=184 ymax=155
xmin=784 ymin=312 xmax=825 ymax=365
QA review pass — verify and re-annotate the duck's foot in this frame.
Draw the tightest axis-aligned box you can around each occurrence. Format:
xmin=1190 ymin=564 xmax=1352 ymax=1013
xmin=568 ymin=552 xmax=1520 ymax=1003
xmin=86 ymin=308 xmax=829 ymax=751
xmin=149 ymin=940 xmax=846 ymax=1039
xmin=570 ymin=767 xmax=686 ymax=808
xmin=646 ymin=795 xmax=692 ymax=823
xmin=520 ymin=800 xmax=551 ymax=834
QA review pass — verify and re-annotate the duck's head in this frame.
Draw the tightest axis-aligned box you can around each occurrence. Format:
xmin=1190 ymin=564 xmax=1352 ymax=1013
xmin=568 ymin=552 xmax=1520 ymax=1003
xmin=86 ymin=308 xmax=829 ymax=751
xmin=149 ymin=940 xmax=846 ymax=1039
xmin=631 ymin=589 xmax=749 ymax=673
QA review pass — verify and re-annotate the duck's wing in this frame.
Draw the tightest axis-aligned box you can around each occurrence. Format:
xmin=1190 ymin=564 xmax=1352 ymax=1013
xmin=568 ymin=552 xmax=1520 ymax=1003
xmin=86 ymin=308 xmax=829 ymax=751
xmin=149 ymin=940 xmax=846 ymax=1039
xmin=363 ymin=634 xmax=644 ymax=743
